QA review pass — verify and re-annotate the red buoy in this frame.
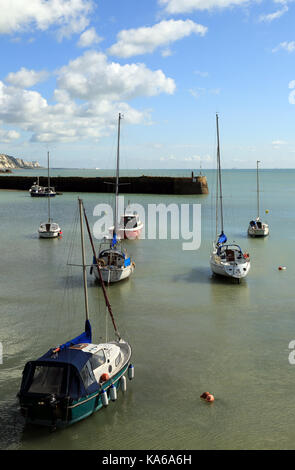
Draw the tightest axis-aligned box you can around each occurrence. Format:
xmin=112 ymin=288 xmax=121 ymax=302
xmin=100 ymin=373 xmax=110 ymax=383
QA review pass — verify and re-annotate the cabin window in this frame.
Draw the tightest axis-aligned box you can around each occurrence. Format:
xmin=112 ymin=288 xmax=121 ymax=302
xmin=28 ymin=366 xmax=64 ymax=394
xmin=81 ymin=361 xmax=96 ymax=389
xmin=115 ymin=353 xmax=121 ymax=367
xmin=90 ymin=349 xmax=106 ymax=370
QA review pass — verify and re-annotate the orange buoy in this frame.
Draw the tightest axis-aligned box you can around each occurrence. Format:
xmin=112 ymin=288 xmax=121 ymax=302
xmin=100 ymin=373 xmax=110 ymax=383
xmin=278 ymin=266 xmax=286 ymax=271
xmin=206 ymin=394 xmax=215 ymax=403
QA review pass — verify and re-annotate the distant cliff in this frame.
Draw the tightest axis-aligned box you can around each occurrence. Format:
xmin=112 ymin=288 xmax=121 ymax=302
xmin=0 ymin=153 xmax=42 ymax=170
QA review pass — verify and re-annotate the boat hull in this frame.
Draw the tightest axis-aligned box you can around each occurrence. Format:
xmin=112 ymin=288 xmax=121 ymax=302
xmin=21 ymin=362 xmax=129 ymax=429
xmin=93 ymin=263 xmax=134 ymax=283
xmin=248 ymin=224 xmax=269 ymax=237
xmin=210 ymin=255 xmax=250 ymax=280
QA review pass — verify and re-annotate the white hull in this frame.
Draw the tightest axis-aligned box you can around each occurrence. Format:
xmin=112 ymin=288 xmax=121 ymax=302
xmin=210 ymin=253 xmax=250 ymax=280
xmin=93 ymin=263 xmax=134 ymax=284
xmin=248 ymin=223 xmax=269 ymax=237
xmin=38 ymin=222 xmax=61 ymax=239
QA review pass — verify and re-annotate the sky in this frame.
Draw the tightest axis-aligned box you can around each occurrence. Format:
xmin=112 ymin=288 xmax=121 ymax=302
xmin=0 ymin=0 xmax=295 ymax=169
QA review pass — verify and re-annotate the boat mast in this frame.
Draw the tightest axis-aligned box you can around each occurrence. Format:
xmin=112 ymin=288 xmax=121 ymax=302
xmin=216 ymin=113 xmax=224 ymax=234
xmin=114 ymin=113 xmax=122 ymax=237
xmin=257 ymin=160 xmax=260 ymax=220
xmin=47 ymin=151 xmax=51 ymax=222
xmin=82 ymin=202 xmax=121 ymax=340
xmin=78 ymin=198 xmax=89 ymax=322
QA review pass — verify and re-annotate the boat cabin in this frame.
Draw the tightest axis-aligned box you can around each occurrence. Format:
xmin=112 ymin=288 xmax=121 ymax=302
xmin=98 ymin=247 xmax=131 ymax=268
xmin=217 ymin=244 xmax=244 ymax=262
xmin=120 ymin=213 xmax=139 ymax=229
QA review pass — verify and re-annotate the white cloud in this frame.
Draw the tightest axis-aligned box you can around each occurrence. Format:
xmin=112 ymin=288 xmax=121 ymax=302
xmin=272 ymin=140 xmax=287 ymax=145
xmin=0 ymin=128 xmax=20 ymax=143
xmin=259 ymin=5 xmax=288 ymax=22
xmin=108 ymin=19 xmax=207 ymax=58
xmin=5 ymin=67 xmax=49 ymax=88
xmin=158 ymin=0 xmax=250 ymax=14
xmin=0 ymin=0 xmax=93 ymax=38
xmin=77 ymin=27 xmax=102 ymax=47
xmin=0 ymin=51 xmax=176 ymax=143
xmin=272 ymin=41 xmax=295 ymax=53
xmin=56 ymin=50 xmax=176 ymax=100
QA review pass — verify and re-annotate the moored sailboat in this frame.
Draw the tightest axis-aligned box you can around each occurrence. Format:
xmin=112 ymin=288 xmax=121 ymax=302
xmin=92 ymin=114 xmax=135 ymax=284
xmin=38 ymin=152 xmax=61 ymax=238
xmin=210 ymin=114 xmax=250 ymax=282
xmin=18 ymin=198 xmax=133 ymax=429
xmin=248 ymin=160 xmax=269 ymax=237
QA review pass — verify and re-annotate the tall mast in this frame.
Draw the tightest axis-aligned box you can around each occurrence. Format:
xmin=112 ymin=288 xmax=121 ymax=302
xmin=257 ymin=160 xmax=260 ymax=219
xmin=82 ymin=203 xmax=120 ymax=340
xmin=114 ymin=113 xmax=122 ymax=236
xmin=78 ymin=198 xmax=89 ymax=321
xmin=216 ymin=113 xmax=224 ymax=234
xmin=47 ymin=151 xmax=51 ymax=222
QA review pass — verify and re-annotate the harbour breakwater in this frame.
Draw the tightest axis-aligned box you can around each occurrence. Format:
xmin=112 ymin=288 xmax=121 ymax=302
xmin=0 ymin=174 xmax=209 ymax=195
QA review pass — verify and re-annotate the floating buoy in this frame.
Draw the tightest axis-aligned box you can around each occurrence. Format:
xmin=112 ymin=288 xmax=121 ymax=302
xmin=110 ymin=384 xmax=117 ymax=401
xmin=200 ymin=392 xmax=214 ymax=403
xmin=100 ymin=373 xmax=110 ymax=383
xmin=101 ymin=388 xmax=109 ymax=407
xmin=128 ymin=364 xmax=134 ymax=381
xmin=265 ymin=210 xmax=269 ymax=214
xmin=206 ymin=394 xmax=215 ymax=403
xmin=120 ymin=375 xmax=127 ymax=392
xmin=278 ymin=266 xmax=286 ymax=271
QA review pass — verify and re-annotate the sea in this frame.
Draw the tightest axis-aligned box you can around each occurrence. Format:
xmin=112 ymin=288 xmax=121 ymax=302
xmin=1 ymin=168 xmax=295 ymax=450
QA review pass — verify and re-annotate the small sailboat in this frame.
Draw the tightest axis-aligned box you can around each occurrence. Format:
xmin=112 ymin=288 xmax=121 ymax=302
xmin=248 ymin=161 xmax=269 ymax=237
xmin=92 ymin=114 xmax=135 ymax=284
xmin=29 ymin=177 xmax=44 ymax=196
xmin=210 ymin=114 xmax=250 ymax=282
xmin=18 ymin=198 xmax=133 ymax=429
xmin=38 ymin=151 xmax=61 ymax=238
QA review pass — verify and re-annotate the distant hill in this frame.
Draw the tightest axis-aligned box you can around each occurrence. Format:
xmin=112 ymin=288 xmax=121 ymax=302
xmin=0 ymin=153 xmax=42 ymax=170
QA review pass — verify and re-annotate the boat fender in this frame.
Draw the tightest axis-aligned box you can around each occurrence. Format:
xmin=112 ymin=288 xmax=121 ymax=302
xmin=110 ymin=384 xmax=117 ymax=401
xmin=100 ymin=373 xmax=110 ymax=383
xmin=101 ymin=389 xmax=109 ymax=407
xmin=278 ymin=266 xmax=286 ymax=271
xmin=206 ymin=394 xmax=215 ymax=403
xmin=120 ymin=375 xmax=127 ymax=392
xmin=90 ymin=266 xmax=93 ymax=274
xmin=243 ymin=253 xmax=249 ymax=259
xmin=128 ymin=364 xmax=134 ymax=381
xmin=132 ymin=262 xmax=136 ymax=268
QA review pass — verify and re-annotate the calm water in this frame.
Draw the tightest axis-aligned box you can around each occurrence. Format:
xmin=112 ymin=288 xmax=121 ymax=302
xmin=1 ymin=169 xmax=295 ymax=450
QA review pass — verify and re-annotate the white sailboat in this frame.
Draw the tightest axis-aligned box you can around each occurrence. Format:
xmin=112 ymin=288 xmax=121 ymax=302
xmin=210 ymin=114 xmax=250 ymax=282
xmin=248 ymin=161 xmax=269 ymax=237
xmin=91 ymin=114 xmax=135 ymax=283
xmin=38 ymin=151 xmax=62 ymax=239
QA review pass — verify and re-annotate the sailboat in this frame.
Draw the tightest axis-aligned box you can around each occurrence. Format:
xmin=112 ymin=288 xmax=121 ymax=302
xmin=18 ymin=198 xmax=133 ymax=429
xmin=248 ymin=161 xmax=269 ymax=237
xmin=29 ymin=177 xmax=44 ymax=197
xmin=91 ymin=114 xmax=135 ymax=283
xmin=38 ymin=151 xmax=61 ymax=238
xmin=210 ymin=114 xmax=251 ymax=282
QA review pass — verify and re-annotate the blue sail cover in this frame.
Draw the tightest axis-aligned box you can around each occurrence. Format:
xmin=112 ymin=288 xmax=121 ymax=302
xmin=218 ymin=232 xmax=227 ymax=244
xmin=124 ymin=257 xmax=131 ymax=267
xmin=111 ymin=232 xmax=117 ymax=248
xmin=59 ymin=319 xmax=92 ymax=351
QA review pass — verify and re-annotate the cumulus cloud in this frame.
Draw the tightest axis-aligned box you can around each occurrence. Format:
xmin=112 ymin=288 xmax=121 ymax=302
xmin=56 ymin=50 xmax=176 ymax=100
xmin=5 ymin=67 xmax=49 ymax=88
xmin=0 ymin=51 xmax=176 ymax=143
xmin=158 ymin=0 xmax=250 ymax=14
xmin=108 ymin=19 xmax=207 ymax=58
xmin=77 ymin=27 xmax=102 ymax=47
xmin=0 ymin=0 xmax=93 ymax=38
xmin=0 ymin=128 xmax=20 ymax=143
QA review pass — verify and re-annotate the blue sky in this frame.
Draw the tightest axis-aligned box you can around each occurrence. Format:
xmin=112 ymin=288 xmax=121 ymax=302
xmin=0 ymin=0 xmax=295 ymax=169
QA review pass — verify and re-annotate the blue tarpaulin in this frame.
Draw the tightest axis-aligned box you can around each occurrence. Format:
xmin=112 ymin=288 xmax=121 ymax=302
xmin=124 ymin=257 xmax=131 ymax=267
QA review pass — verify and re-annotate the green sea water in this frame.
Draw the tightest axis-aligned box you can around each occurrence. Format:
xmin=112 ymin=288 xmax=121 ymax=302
xmin=1 ymin=169 xmax=295 ymax=450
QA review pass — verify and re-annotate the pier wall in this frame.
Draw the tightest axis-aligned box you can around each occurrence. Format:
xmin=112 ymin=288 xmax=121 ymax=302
xmin=0 ymin=175 xmax=209 ymax=195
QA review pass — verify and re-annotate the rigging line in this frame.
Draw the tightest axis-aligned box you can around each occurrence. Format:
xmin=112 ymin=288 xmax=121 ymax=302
xmin=82 ymin=201 xmax=121 ymax=340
